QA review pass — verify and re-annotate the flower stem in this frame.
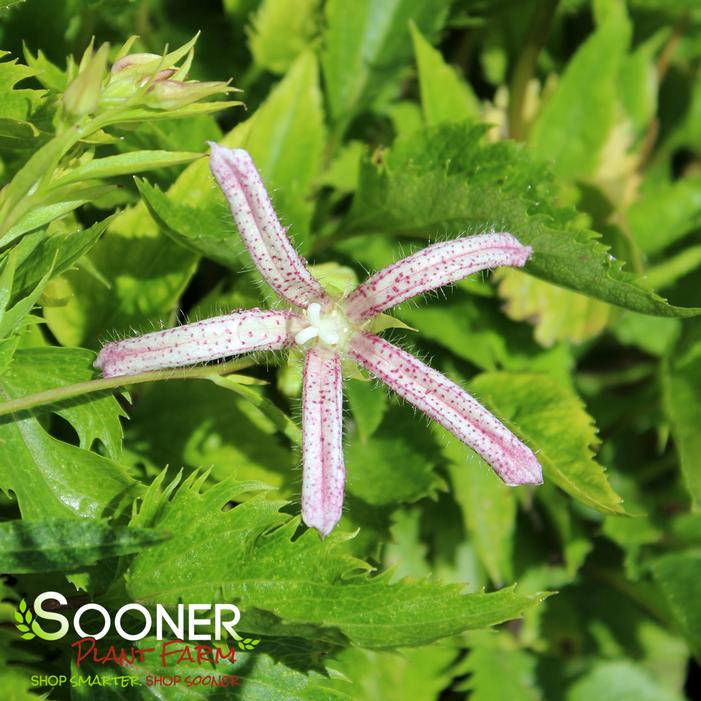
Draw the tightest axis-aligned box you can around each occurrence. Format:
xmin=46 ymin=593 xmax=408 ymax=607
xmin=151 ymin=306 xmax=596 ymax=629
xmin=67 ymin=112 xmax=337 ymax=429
xmin=508 ymin=0 xmax=560 ymax=141
xmin=0 ymin=358 xmax=254 ymax=418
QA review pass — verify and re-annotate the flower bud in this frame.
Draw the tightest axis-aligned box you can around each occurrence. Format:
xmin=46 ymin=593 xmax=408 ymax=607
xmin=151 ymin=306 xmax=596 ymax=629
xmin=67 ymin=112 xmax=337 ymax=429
xmin=63 ymin=43 xmax=109 ymax=118
xmin=146 ymin=79 xmax=233 ymax=109
xmin=111 ymin=52 xmax=162 ymax=73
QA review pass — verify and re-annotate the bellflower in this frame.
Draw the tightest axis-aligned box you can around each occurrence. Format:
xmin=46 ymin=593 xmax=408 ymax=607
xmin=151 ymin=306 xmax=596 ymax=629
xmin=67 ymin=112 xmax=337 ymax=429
xmin=95 ymin=143 xmax=543 ymax=536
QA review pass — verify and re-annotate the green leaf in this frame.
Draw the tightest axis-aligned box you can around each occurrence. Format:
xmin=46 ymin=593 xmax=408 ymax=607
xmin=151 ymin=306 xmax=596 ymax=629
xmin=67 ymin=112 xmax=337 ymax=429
xmin=529 ymin=12 xmax=631 ymax=179
xmin=0 ymin=51 xmax=43 ymax=123
xmin=127 ymin=380 xmax=294 ymax=488
xmin=443 ymin=436 xmax=516 ymax=586
xmin=136 ymin=178 xmax=242 ymax=269
xmin=2 ymin=347 xmax=125 ymax=457
xmin=0 ymin=519 xmax=167 ymax=573
xmin=460 ymin=638 xmax=542 ymax=700
xmin=650 ymin=551 xmax=701 ymax=658
xmin=248 ymin=0 xmax=320 ymax=74
xmin=329 ymin=644 xmax=460 ymax=701
xmin=0 ymin=262 xmax=51 ymax=340
xmin=628 ymin=177 xmax=701 ymax=256
xmin=662 ymin=324 xmax=701 ymax=505
xmin=127 ymin=475 xmax=547 ymax=648
xmin=346 ymin=403 xmax=445 ymax=506
xmin=344 ymin=123 xmax=700 ymax=318
xmin=410 ymin=21 xmax=480 ymax=125
xmin=496 ymin=268 xmax=612 ymax=346
xmin=0 ymin=351 xmax=137 ymax=519
xmin=468 ymin=372 xmax=625 ymax=515
xmin=0 ymin=184 xmax=115 ymax=248
xmin=396 ymin=288 xmax=574 ymax=376
xmin=0 ymin=127 xmax=82 ymax=238
xmin=7 ymin=216 xmax=109 ymax=305
xmin=0 ymin=410 xmax=137 ymax=520
xmin=322 ymin=0 xmax=451 ymax=131
xmin=566 ymin=661 xmax=685 ymax=701
xmin=345 ymin=377 xmax=387 ymax=441
xmin=51 ymin=149 xmax=202 ymax=187
xmin=222 ymin=50 xmax=325 ymax=251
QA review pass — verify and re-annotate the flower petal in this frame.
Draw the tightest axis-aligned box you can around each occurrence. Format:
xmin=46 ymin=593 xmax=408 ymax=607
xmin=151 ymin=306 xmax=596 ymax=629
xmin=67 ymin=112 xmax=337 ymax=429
xmin=349 ymin=332 xmax=542 ymax=485
xmin=302 ymin=347 xmax=345 ymax=536
xmin=209 ymin=143 xmax=328 ymax=308
xmin=94 ymin=309 xmax=295 ymax=378
xmin=345 ymin=233 xmax=532 ymax=321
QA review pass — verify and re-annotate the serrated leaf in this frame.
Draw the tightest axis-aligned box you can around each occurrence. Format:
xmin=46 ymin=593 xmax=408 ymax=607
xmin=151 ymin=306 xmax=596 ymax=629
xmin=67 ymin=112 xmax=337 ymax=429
xmin=0 ymin=519 xmax=167 ymax=573
xmin=2 ymin=347 xmax=125 ymax=457
xmin=0 ymin=51 xmax=43 ymax=123
xmin=136 ymin=178 xmax=242 ymax=269
xmin=127 ymin=475 xmax=547 ymax=648
xmin=343 ymin=123 xmax=700 ymax=318
xmin=468 ymin=372 xmax=625 ymax=515
xmin=0 ymin=356 xmax=138 ymax=518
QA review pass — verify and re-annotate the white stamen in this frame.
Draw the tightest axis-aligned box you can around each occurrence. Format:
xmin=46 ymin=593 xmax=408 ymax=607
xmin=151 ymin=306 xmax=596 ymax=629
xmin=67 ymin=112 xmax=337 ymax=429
xmin=295 ymin=326 xmax=319 ymax=345
xmin=319 ymin=328 xmax=340 ymax=345
xmin=307 ymin=302 xmax=322 ymax=325
xmin=294 ymin=303 xmax=350 ymax=349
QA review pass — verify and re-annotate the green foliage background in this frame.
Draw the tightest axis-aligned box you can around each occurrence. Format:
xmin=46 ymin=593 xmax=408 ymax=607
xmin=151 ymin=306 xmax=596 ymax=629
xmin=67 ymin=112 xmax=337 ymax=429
xmin=1 ymin=0 xmax=701 ymax=698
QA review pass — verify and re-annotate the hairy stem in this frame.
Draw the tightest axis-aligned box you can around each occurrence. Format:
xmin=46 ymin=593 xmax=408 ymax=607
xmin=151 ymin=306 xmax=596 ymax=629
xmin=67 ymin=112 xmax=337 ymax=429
xmin=0 ymin=357 xmax=254 ymax=418
xmin=508 ymin=0 xmax=560 ymax=140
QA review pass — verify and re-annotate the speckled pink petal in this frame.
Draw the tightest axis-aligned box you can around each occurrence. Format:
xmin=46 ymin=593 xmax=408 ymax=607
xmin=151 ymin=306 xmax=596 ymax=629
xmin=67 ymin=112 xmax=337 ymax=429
xmin=344 ymin=233 xmax=532 ymax=321
xmin=209 ymin=143 xmax=328 ymax=308
xmin=301 ymin=347 xmax=345 ymax=537
xmin=94 ymin=309 xmax=295 ymax=378
xmin=349 ymin=333 xmax=542 ymax=486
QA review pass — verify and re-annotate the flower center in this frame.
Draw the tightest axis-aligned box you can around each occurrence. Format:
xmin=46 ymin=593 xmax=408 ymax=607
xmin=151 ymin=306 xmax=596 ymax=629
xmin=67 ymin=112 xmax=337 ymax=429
xmin=294 ymin=302 xmax=351 ymax=349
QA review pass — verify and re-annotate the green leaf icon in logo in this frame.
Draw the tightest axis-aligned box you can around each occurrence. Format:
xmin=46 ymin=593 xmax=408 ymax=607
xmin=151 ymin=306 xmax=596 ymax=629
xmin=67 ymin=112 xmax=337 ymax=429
xmin=14 ymin=598 xmax=36 ymax=640
xmin=237 ymin=637 xmax=261 ymax=651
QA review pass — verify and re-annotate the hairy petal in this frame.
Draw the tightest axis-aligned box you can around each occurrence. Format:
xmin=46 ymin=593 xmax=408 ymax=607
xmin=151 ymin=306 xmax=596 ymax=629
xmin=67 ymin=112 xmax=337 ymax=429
xmin=302 ymin=347 xmax=345 ymax=537
xmin=209 ymin=143 xmax=328 ymax=308
xmin=345 ymin=233 xmax=532 ymax=321
xmin=349 ymin=333 xmax=542 ymax=485
xmin=94 ymin=309 xmax=295 ymax=378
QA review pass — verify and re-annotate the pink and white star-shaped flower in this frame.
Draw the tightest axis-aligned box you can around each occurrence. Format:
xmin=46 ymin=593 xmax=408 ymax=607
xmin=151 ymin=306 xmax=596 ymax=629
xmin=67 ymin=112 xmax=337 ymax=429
xmin=95 ymin=143 xmax=543 ymax=536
